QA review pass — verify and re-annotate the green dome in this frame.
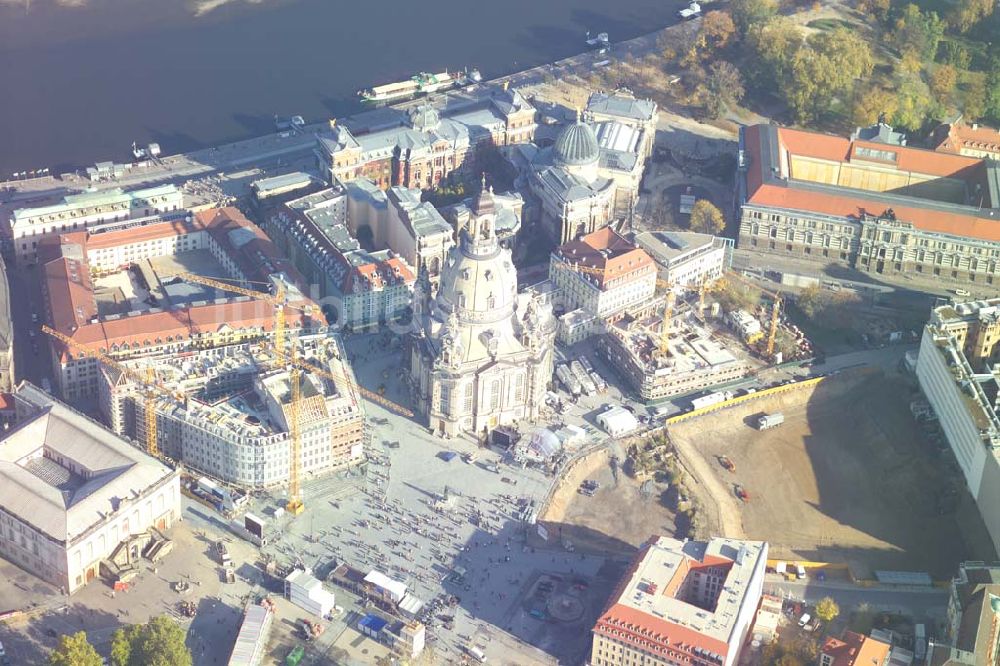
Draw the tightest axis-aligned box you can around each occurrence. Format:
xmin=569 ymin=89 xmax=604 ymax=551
xmin=554 ymin=120 xmax=600 ymax=167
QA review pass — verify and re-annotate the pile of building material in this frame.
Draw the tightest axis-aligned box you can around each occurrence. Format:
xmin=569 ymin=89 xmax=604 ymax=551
xmin=284 ymin=569 xmax=336 ymax=618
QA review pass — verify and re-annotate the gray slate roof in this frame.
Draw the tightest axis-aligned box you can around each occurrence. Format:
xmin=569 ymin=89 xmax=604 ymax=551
xmin=586 ymin=92 xmax=657 ymax=122
xmin=0 ymin=383 xmax=176 ymax=544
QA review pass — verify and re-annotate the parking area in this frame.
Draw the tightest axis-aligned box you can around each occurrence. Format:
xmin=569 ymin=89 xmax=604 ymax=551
xmin=669 ymin=369 xmax=995 ymax=578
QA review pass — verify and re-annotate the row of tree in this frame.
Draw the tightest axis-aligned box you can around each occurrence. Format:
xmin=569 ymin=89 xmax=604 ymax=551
xmin=48 ymin=616 xmax=192 ymax=666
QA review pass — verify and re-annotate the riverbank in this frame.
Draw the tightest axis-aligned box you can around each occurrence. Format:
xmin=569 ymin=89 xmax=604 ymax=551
xmin=0 ymin=13 xmax=698 ymax=199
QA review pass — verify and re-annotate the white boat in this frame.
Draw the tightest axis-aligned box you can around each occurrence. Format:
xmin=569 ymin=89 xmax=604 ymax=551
xmin=359 ymin=71 xmax=458 ymax=104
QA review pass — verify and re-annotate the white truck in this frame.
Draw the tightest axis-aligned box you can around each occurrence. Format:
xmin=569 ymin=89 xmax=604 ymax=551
xmin=678 ymin=2 xmax=702 ymax=19
xmin=757 ymin=413 xmax=785 ymax=430
xmin=691 ymin=390 xmax=733 ymax=411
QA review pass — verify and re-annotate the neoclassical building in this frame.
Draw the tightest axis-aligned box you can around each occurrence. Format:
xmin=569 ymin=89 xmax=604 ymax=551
xmin=531 ymin=116 xmax=616 ymax=244
xmin=409 ymin=188 xmax=556 ymax=438
xmin=526 ymin=92 xmax=655 ymax=245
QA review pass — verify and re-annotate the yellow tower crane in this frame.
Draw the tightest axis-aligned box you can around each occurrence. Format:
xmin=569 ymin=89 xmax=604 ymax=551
xmin=658 ymin=278 xmax=675 ymax=356
xmin=698 ymin=277 xmax=724 ymax=311
xmin=726 ymin=271 xmax=784 ymax=361
xmin=41 ymin=326 xmax=186 ymax=458
xmin=286 ymin=354 xmax=304 ymax=515
xmin=170 ymin=272 xmax=311 ymax=354
xmin=168 ymin=273 xmax=413 ymax=516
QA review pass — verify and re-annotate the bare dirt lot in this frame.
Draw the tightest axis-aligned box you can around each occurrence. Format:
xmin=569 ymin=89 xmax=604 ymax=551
xmin=539 ymin=447 xmax=678 ymax=557
xmin=669 ymin=369 xmax=995 ymax=578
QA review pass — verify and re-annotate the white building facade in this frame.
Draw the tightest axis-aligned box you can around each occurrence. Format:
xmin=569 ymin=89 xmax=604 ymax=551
xmin=0 ymin=383 xmax=181 ymax=594
xmin=549 ymin=228 xmax=657 ymax=320
xmin=635 ymin=231 xmax=731 ymax=289
xmin=11 ymin=184 xmax=183 ymax=263
xmin=916 ymin=301 xmax=1000 ymax=554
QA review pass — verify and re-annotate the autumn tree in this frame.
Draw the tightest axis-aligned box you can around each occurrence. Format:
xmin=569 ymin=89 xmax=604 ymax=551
xmin=700 ymin=61 xmax=746 ymax=118
xmin=855 ymin=0 xmax=890 ymax=23
xmin=111 ymin=617 xmax=191 ymax=666
xmin=891 ymin=5 xmax=944 ymax=62
xmin=48 ymin=632 xmax=103 ymax=666
xmin=688 ymin=200 xmax=726 ymax=235
xmin=939 ymin=40 xmax=971 ymax=70
xmin=948 ymin=0 xmax=995 ymax=33
xmin=698 ymin=11 xmax=737 ymax=53
xmin=746 ymin=17 xmax=804 ymax=93
xmin=929 ymin=64 xmax=958 ymax=105
xmin=852 ymin=86 xmax=899 ymax=127
xmin=785 ymin=28 xmax=874 ymax=122
xmin=892 ymin=74 xmax=933 ymax=130
xmin=730 ymin=0 xmax=779 ymax=36
xmin=988 ymin=56 xmax=1000 ymax=124
xmin=815 ymin=596 xmax=841 ymax=623
xmin=964 ymin=74 xmax=988 ymax=120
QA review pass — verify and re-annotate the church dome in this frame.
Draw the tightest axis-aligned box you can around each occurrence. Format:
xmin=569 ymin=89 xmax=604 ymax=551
xmin=435 ymin=227 xmax=519 ymax=324
xmin=408 ymin=104 xmax=440 ymax=131
xmin=554 ymin=119 xmax=600 ymax=167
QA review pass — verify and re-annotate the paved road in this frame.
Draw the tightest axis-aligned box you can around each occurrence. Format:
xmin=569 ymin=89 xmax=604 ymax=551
xmin=764 ymin=576 xmax=948 ymax=621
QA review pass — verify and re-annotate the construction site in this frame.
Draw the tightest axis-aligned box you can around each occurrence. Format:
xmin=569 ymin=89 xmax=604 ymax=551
xmin=99 ymin=335 xmax=367 ymax=490
xmin=593 ymin=273 xmax=811 ymax=402
xmin=668 ymin=369 xmax=995 ymax=578
xmin=38 ymin=205 xmax=416 ymax=513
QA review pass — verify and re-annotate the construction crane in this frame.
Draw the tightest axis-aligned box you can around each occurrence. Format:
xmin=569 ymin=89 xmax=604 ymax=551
xmin=286 ymin=354 xmax=304 ymax=515
xmin=41 ymin=325 xmax=186 ymax=457
xmin=280 ymin=350 xmax=414 ymax=418
xmin=170 ymin=272 xmax=413 ymax=516
xmin=698 ymin=276 xmax=724 ymax=311
xmin=170 ymin=272 xmax=313 ymax=354
xmin=726 ymin=271 xmax=783 ymax=360
xmin=172 ymin=272 xmax=411 ymax=416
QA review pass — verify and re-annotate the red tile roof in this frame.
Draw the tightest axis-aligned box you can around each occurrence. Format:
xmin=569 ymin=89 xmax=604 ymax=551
xmin=555 ymin=227 xmax=655 ymax=289
xmin=592 ymin=538 xmax=736 ymax=662
xmin=44 ymin=257 xmax=96 ymax=332
xmin=342 ymin=257 xmax=415 ymax=294
xmin=778 ymin=126 xmax=983 ymax=177
xmin=42 ymin=207 xmax=318 ymax=359
xmin=933 ymin=122 xmax=1000 ymax=156
xmin=62 ymin=303 xmax=311 ymax=356
xmin=821 ymin=631 xmax=890 ymax=666
xmin=86 ymin=217 xmax=207 ymax=250
xmin=749 ymin=183 xmax=1000 ymax=242
xmin=744 ymin=124 xmax=1000 ymax=242
xmin=197 ymin=207 xmax=307 ymax=287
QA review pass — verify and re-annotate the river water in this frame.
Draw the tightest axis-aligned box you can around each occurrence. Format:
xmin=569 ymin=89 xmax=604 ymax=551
xmin=0 ymin=0 xmax=671 ymax=175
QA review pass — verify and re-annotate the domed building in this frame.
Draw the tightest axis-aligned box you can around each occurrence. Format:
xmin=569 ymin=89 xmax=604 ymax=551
xmin=409 ymin=185 xmax=556 ymax=438
xmin=522 ymin=92 xmax=657 ymax=244
xmin=530 ymin=112 xmax=616 ymax=243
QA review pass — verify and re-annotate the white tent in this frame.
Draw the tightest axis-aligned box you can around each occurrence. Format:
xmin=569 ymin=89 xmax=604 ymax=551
xmin=596 ymin=407 xmax=638 ymax=436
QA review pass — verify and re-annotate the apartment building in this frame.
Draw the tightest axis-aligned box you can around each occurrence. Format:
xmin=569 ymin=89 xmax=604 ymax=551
xmin=549 ymin=228 xmax=657 ymax=343
xmin=591 ymin=536 xmax=767 ymax=666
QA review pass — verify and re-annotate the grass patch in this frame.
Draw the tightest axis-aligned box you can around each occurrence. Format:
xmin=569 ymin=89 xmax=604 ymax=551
xmin=806 ymin=18 xmax=856 ymax=31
